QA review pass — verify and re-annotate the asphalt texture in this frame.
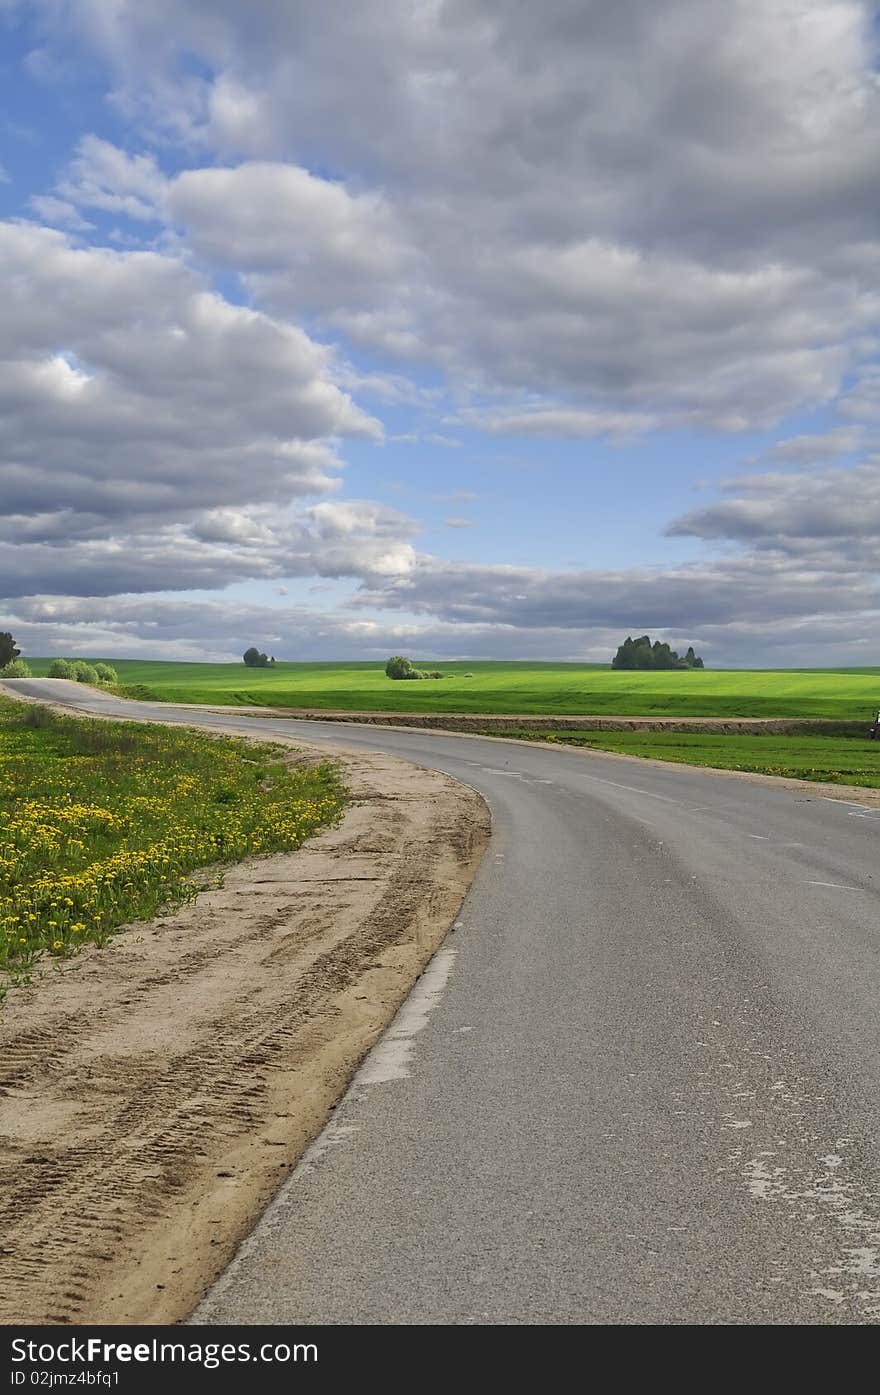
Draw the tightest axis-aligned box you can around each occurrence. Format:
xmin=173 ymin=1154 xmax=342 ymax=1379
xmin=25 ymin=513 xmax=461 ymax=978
xmin=7 ymin=679 xmax=880 ymax=1324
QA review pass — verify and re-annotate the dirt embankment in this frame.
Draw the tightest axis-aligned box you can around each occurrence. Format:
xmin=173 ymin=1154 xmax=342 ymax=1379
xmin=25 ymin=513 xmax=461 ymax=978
xmin=0 ymin=734 xmax=489 ymax=1326
xmin=198 ymin=706 xmax=868 ymax=737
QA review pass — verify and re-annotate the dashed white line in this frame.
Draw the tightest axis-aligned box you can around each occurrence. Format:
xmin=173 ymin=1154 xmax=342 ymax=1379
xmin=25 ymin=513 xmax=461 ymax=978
xmin=807 ymin=880 xmax=862 ymax=891
xmin=577 ymin=774 xmax=680 ymax=805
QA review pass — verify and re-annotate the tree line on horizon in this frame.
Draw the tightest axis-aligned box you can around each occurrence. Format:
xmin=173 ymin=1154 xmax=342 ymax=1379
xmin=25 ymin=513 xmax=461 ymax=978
xmin=611 ymin=635 xmax=705 ymax=671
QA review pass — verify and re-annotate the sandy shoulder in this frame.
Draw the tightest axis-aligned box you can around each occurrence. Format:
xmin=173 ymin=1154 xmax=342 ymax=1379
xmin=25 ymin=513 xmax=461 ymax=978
xmin=0 ymin=733 xmax=489 ymax=1326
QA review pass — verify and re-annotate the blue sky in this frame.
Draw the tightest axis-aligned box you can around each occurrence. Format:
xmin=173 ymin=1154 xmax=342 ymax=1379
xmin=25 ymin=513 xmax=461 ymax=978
xmin=2 ymin=1 xmax=879 ymax=666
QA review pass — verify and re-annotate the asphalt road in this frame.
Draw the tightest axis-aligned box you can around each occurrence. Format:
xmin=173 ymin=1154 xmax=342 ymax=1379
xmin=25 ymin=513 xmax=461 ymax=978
xmin=6 ymin=679 xmax=880 ymax=1323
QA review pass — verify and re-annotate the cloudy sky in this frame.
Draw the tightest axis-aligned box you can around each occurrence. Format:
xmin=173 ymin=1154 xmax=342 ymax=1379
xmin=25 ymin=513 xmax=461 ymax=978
xmin=2 ymin=0 xmax=879 ymax=667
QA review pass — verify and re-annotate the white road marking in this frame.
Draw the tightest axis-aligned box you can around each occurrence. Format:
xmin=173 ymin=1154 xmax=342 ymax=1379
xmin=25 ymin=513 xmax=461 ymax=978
xmin=807 ymin=880 xmax=862 ymax=891
xmin=748 ymin=834 xmax=768 ymax=840
xmin=578 ymin=774 xmax=680 ymax=804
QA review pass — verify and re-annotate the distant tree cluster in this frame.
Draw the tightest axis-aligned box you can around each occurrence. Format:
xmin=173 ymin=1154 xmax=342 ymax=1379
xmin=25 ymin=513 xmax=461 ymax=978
xmin=611 ymin=635 xmax=704 ymax=671
xmin=243 ymin=648 xmax=276 ymax=668
xmin=385 ymin=656 xmax=444 ymax=680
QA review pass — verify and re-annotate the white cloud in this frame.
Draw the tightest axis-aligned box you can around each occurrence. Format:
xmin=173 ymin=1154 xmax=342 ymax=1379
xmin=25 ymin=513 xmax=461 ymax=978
xmin=668 ymin=459 xmax=880 ymax=557
xmin=169 ymin=162 xmax=415 ymax=315
xmin=56 ymin=135 xmax=168 ymax=221
xmin=28 ymin=194 xmax=95 ymax=231
xmin=0 ymin=219 xmax=383 ymax=597
xmin=746 ymin=426 xmax=866 ymax=467
xmin=26 ymin=1 xmax=880 ymax=428
xmin=464 ymin=406 xmax=659 ymax=439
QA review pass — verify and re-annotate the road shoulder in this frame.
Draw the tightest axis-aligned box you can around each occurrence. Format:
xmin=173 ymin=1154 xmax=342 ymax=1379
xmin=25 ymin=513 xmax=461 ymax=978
xmin=0 ymin=730 xmax=489 ymax=1324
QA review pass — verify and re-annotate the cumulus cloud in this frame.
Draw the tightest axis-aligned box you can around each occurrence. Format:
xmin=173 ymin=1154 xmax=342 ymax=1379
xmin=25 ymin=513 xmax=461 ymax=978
xmin=745 ymin=426 xmax=867 ymax=467
xmin=169 ymin=162 xmax=415 ymax=316
xmin=28 ymin=194 xmax=95 ymax=230
xmin=0 ymin=219 xmax=385 ymax=595
xmin=667 ymin=459 xmax=880 ymax=560
xmin=23 ymin=0 xmax=880 ymax=428
xmin=55 ymin=135 xmax=167 ymax=220
xmin=0 ymin=495 xmax=418 ymax=600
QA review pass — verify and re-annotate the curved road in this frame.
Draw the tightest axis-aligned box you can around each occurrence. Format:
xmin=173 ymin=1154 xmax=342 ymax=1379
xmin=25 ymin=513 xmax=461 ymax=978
xmin=6 ymin=679 xmax=880 ymax=1324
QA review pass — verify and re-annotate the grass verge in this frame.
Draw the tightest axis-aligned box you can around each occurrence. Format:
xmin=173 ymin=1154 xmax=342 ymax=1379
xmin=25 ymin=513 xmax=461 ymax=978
xmin=0 ymin=697 xmax=345 ymax=997
xmin=483 ymin=728 xmax=880 ymax=788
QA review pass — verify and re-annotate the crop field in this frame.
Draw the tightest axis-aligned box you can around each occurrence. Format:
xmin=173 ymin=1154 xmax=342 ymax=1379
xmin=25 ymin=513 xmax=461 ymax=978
xmin=491 ymin=729 xmax=880 ymax=788
xmin=0 ymin=697 xmax=344 ymax=995
xmin=24 ymin=657 xmax=880 ymax=719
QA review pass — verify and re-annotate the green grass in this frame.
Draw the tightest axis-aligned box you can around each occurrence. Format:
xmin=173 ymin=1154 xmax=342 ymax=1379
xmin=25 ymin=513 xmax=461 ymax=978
xmin=0 ymin=697 xmax=345 ymax=996
xmin=489 ymin=729 xmax=880 ymax=788
xmin=24 ymin=657 xmax=880 ymax=719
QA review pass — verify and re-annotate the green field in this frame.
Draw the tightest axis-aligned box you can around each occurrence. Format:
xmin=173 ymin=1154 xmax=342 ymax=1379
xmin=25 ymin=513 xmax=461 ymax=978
xmin=25 ymin=657 xmax=880 ymax=719
xmin=490 ymin=729 xmax=880 ymax=788
xmin=0 ymin=696 xmax=344 ymax=996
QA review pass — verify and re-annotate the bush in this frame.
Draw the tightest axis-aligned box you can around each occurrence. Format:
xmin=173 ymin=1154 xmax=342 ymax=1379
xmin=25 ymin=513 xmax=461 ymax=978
xmin=386 ymin=655 xmax=417 ymax=679
xmin=0 ymin=659 xmax=31 ymax=678
xmin=385 ymin=656 xmax=445 ymax=680
xmin=48 ymin=658 xmax=116 ymax=683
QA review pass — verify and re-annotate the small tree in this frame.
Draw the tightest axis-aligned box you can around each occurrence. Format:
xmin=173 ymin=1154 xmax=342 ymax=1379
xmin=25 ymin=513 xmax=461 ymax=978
xmin=243 ymin=647 xmax=270 ymax=668
xmin=94 ymin=662 xmax=118 ymax=684
xmin=0 ymin=659 xmax=31 ymax=678
xmin=386 ymin=655 xmax=416 ymax=679
xmin=72 ymin=660 xmax=99 ymax=685
xmin=0 ymin=633 xmax=20 ymax=669
xmin=48 ymin=658 xmax=75 ymax=678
